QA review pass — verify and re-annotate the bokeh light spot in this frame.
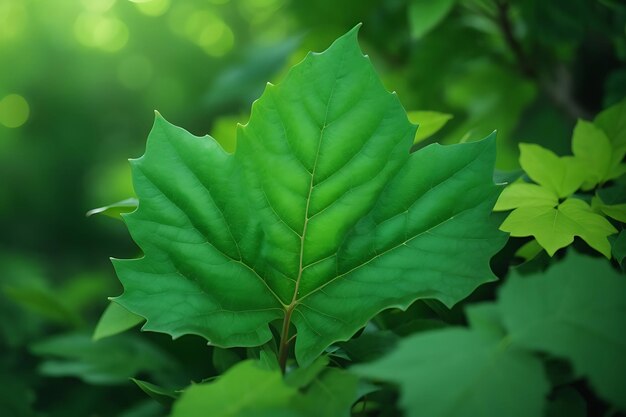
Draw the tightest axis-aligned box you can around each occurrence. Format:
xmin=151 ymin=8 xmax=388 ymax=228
xmin=238 ymin=0 xmax=286 ymax=23
xmin=0 ymin=0 xmax=27 ymax=41
xmin=184 ymin=10 xmax=234 ymax=57
xmin=74 ymin=13 xmax=129 ymax=52
xmin=81 ymin=0 xmax=116 ymax=13
xmin=133 ymin=0 xmax=171 ymax=17
xmin=0 ymin=94 xmax=30 ymax=128
xmin=117 ymin=55 xmax=153 ymax=90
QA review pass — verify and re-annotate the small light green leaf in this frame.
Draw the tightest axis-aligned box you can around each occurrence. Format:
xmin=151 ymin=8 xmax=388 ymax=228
xmin=499 ymin=253 xmax=626 ymax=412
xmin=518 ymin=143 xmax=586 ymax=198
xmin=493 ymin=183 xmax=557 ymax=211
xmin=408 ymin=0 xmax=456 ymax=39
xmin=114 ymin=26 xmax=506 ymax=366
xmin=571 ymin=119 xmax=612 ymax=188
xmin=500 ymin=198 xmax=617 ymax=258
xmin=513 ymin=239 xmax=543 ymax=262
xmin=594 ymin=97 xmax=626 ymax=168
xmin=131 ymin=378 xmax=179 ymax=406
xmin=353 ymin=328 xmax=550 ymax=417
xmin=86 ymin=198 xmax=138 ymax=220
xmin=592 ymin=195 xmax=626 ymax=223
xmin=93 ymin=301 xmax=144 ymax=341
xmin=170 ymin=361 xmax=300 ymax=417
xmin=407 ymin=110 xmax=453 ymax=144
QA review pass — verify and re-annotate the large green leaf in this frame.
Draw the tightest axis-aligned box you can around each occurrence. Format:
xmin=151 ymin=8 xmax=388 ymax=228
xmin=113 ymin=26 xmax=505 ymax=365
xmin=499 ymin=253 xmax=626 ymax=412
xmin=353 ymin=328 xmax=550 ymax=417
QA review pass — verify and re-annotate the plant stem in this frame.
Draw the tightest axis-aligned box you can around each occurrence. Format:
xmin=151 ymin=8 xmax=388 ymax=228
xmin=493 ymin=0 xmax=590 ymax=119
xmin=278 ymin=306 xmax=294 ymax=374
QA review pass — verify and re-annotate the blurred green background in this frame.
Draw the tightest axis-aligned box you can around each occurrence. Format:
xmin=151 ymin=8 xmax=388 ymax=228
xmin=1 ymin=0 xmax=625 ymax=416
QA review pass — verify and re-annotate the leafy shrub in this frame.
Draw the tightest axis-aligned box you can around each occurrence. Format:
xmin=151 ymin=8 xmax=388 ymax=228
xmin=91 ymin=27 xmax=626 ymax=417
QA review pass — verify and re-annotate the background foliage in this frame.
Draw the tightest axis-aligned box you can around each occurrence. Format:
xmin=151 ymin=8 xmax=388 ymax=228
xmin=1 ymin=0 xmax=625 ymax=416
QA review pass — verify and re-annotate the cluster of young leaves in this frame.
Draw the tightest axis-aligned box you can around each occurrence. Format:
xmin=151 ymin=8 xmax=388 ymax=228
xmin=354 ymin=252 xmax=626 ymax=417
xmin=494 ymin=100 xmax=626 ymax=262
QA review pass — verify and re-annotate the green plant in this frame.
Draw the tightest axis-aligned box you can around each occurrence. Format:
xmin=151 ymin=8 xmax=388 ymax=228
xmin=494 ymin=101 xmax=626 ymax=260
xmin=92 ymin=27 xmax=626 ymax=417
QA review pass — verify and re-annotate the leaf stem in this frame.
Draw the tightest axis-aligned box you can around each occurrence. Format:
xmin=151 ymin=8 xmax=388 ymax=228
xmin=278 ymin=306 xmax=295 ymax=374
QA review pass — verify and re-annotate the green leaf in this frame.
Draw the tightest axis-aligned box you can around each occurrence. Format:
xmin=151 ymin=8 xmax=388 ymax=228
xmin=518 ymin=143 xmax=585 ymax=198
xmin=499 ymin=253 xmax=626 ymax=412
xmin=3 ymin=284 xmax=81 ymax=327
xmin=513 ymin=239 xmax=544 ymax=262
xmin=595 ymin=97 xmax=626 ymax=169
xmin=171 ymin=360 xmax=359 ymax=417
xmin=571 ymin=119 xmax=612 ymax=188
xmin=212 ymin=347 xmax=241 ymax=374
xmin=493 ymin=182 xmax=557 ymax=211
xmin=119 ymin=401 xmax=165 ymax=417
xmin=285 ymin=355 xmax=329 ymax=388
xmin=294 ymin=367 xmax=360 ymax=417
xmin=113 ymin=26 xmax=506 ymax=366
xmin=93 ymin=301 xmax=144 ymax=341
xmin=170 ymin=361 xmax=300 ymax=417
xmin=545 ymin=387 xmax=586 ymax=417
xmin=408 ymin=0 xmax=456 ymax=39
xmin=353 ymin=328 xmax=550 ymax=417
xmin=612 ymin=230 xmax=626 ymax=268
xmin=407 ymin=110 xmax=453 ymax=144
xmin=500 ymin=197 xmax=617 ymax=258
xmin=131 ymin=378 xmax=179 ymax=406
xmin=86 ymin=198 xmax=138 ymax=220
xmin=592 ymin=195 xmax=626 ymax=223
xmin=31 ymin=333 xmax=177 ymax=385
xmin=465 ymin=302 xmax=506 ymax=338
xmin=339 ymin=330 xmax=399 ymax=363
xmin=203 ymin=36 xmax=302 ymax=115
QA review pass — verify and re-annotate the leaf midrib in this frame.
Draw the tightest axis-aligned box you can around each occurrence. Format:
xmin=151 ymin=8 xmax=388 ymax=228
xmin=290 ymin=46 xmax=344 ymax=310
